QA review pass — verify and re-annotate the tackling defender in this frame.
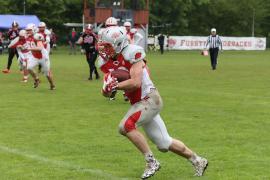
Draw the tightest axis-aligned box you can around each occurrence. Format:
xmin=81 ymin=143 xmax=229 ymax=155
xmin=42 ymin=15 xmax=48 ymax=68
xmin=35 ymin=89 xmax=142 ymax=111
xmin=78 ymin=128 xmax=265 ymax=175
xmin=8 ymin=30 xmax=31 ymax=82
xmin=98 ymin=26 xmax=208 ymax=179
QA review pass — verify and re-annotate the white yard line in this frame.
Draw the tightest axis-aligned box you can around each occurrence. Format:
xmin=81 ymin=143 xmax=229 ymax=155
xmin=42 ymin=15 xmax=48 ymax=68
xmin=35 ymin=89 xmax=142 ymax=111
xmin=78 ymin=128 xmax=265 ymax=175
xmin=0 ymin=145 xmax=130 ymax=180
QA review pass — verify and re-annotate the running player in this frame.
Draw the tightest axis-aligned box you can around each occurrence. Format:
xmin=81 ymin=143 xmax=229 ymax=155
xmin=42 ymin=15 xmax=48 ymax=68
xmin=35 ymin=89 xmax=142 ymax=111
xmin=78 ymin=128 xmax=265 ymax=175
xmin=77 ymin=24 xmax=99 ymax=80
xmin=25 ymin=24 xmax=55 ymax=90
xmin=99 ymin=26 xmax=208 ymax=179
xmin=8 ymin=30 xmax=31 ymax=82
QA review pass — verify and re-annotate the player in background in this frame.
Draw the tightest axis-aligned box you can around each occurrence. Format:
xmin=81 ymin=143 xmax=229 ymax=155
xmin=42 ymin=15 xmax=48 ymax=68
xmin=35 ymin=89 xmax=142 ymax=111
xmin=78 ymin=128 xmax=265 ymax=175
xmin=8 ymin=30 xmax=31 ymax=82
xmin=98 ymin=17 xmax=118 ymax=39
xmin=25 ymin=27 xmax=55 ymax=90
xmin=37 ymin=22 xmax=51 ymax=54
xmin=123 ymin=21 xmax=143 ymax=46
xmin=77 ymin=24 xmax=100 ymax=80
xmin=37 ymin=22 xmax=51 ymax=73
xmin=99 ymin=26 xmax=208 ymax=179
xmin=0 ymin=31 xmax=3 ymax=54
xmin=129 ymin=28 xmax=143 ymax=45
xmin=2 ymin=21 xmax=19 ymax=74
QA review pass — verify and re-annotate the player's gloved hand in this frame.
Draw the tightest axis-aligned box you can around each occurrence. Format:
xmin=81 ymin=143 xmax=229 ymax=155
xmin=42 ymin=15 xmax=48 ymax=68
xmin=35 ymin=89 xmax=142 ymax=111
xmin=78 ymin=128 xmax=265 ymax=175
xmin=102 ymin=73 xmax=118 ymax=94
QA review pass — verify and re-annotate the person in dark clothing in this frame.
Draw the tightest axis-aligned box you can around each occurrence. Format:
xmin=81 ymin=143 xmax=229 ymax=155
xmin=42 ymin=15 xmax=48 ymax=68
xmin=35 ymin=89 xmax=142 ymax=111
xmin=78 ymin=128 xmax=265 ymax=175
xmin=2 ymin=21 xmax=19 ymax=73
xmin=158 ymin=34 xmax=165 ymax=54
xmin=0 ymin=32 xmax=3 ymax=55
xmin=68 ymin=28 xmax=78 ymax=55
xmin=204 ymin=28 xmax=223 ymax=70
xmin=77 ymin=24 xmax=100 ymax=80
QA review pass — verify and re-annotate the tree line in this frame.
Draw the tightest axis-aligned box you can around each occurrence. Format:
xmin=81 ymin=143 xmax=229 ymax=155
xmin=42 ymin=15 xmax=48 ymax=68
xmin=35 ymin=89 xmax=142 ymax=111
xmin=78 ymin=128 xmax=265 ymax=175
xmin=0 ymin=0 xmax=269 ymax=44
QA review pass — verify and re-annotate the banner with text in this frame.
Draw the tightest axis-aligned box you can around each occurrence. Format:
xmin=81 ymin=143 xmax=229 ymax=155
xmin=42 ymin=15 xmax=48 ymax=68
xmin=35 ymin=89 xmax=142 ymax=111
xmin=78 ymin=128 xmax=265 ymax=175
xmin=153 ymin=36 xmax=266 ymax=50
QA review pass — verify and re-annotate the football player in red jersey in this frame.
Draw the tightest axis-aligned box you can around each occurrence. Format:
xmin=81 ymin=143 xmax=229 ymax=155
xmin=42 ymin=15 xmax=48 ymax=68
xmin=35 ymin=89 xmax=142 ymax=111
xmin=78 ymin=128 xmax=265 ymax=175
xmin=25 ymin=24 xmax=55 ymax=90
xmin=8 ymin=30 xmax=32 ymax=82
xmin=37 ymin=22 xmax=51 ymax=54
xmin=98 ymin=26 xmax=208 ymax=179
xmin=2 ymin=21 xmax=19 ymax=74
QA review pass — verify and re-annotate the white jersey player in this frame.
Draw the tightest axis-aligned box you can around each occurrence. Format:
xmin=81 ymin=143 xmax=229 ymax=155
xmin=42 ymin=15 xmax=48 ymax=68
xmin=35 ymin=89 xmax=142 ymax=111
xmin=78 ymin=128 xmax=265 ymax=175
xmin=98 ymin=26 xmax=208 ymax=179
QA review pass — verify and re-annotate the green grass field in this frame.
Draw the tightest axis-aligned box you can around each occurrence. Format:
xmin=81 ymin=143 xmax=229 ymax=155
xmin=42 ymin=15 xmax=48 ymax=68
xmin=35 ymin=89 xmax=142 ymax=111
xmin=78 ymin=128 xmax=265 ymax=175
xmin=0 ymin=48 xmax=269 ymax=180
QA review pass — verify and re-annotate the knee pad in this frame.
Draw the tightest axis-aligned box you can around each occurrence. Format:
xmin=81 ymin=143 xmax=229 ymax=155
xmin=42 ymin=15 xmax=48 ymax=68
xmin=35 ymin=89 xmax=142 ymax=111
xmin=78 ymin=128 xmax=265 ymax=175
xmin=156 ymin=136 xmax=173 ymax=152
xmin=119 ymin=111 xmax=142 ymax=136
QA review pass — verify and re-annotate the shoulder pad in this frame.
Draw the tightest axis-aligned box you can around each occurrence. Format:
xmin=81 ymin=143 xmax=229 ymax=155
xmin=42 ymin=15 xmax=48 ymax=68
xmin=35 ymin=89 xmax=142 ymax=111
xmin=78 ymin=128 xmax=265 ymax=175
xmin=121 ymin=44 xmax=145 ymax=64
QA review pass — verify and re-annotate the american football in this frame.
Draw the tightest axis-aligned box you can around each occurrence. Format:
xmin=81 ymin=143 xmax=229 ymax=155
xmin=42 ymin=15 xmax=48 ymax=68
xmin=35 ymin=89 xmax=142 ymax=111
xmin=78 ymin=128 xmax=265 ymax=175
xmin=111 ymin=69 xmax=130 ymax=82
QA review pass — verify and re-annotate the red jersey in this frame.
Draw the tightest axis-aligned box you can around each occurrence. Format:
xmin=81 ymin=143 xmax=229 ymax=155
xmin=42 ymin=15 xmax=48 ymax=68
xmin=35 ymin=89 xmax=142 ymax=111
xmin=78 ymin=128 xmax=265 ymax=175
xmin=99 ymin=44 xmax=153 ymax=105
xmin=9 ymin=38 xmax=29 ymax=54
xmin=98 ymin=54 xmax=132 ymax=74
xmin=26 ymin=36 xmax=42 ymax=59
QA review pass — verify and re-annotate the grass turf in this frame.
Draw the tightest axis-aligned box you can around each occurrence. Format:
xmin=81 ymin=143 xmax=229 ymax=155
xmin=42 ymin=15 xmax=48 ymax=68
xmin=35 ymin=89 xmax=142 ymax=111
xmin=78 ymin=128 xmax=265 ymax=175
xmin=0 ymin=48 xmax=269 ymax=180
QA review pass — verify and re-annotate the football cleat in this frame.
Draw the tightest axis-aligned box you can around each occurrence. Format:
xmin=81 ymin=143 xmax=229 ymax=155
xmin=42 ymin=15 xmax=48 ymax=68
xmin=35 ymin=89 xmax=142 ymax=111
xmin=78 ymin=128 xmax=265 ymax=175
xmin=21 ymin=78 xmax=28 ymax=83
xmin=2 ymin=69 xmax=10 ymax=74
xmin=141 ymin=159 xmax=161 ymax=179
xmin=192 ymin=157 xmax=208 ymax=176
xmin=33 ymin=79 xmax=40 ymax=88
xmin=50 ymin=85 xmax=56 ymax=90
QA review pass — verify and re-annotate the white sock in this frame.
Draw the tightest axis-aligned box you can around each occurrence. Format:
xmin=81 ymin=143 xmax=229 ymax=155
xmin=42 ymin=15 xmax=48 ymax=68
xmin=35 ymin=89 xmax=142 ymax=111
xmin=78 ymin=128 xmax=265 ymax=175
xmin=189 ymin=153 xmax=201 ymax=164
xmin=144 ymin=152 xmax=155 ymax=162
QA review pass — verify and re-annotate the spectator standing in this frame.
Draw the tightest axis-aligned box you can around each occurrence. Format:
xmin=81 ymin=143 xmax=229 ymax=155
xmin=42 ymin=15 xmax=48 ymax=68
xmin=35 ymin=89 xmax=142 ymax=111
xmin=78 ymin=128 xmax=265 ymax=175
xmin=158 ymin=33 xmax=165 ymax=54
xmin=49 ymin=28 xmax=57 ymax=54
xmin=204 ymin=28 xmax=223 ymax=70
xmin=68 ymin=28 xmax=78 ymax=55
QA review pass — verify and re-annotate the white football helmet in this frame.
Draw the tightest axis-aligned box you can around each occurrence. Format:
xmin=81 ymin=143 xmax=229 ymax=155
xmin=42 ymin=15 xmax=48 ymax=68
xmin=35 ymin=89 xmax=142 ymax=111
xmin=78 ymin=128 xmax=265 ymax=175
xmin=25 ymin=23 xmax=35 ymax=31
xmin=19 ymin=30 xmax=27 ymax=37
xmin=105 ymin=17 xmax=118 ymax=27
xmin=34 ymin=33 xmax=44 ymax=41
xmin=101 ymin=26 xmax=128 ymax=54
xmin=38 ymin=22 xmax=46 ymax=28
xmin=123 ymin=21 xmax=131 ymax=27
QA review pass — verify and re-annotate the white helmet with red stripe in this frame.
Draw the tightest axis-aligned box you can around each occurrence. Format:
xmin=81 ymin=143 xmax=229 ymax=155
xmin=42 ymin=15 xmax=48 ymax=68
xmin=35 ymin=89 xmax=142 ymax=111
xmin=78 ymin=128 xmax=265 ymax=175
xmin=100 ymin=26 xmax=128 ymax=54
xmin=105 ymin=17 xmax=118 ymax=27
xmin=19 ymin=30 xmax=27 ymax=38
